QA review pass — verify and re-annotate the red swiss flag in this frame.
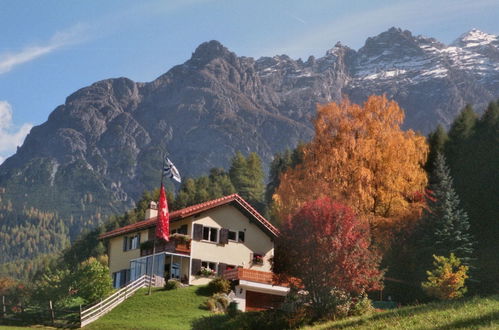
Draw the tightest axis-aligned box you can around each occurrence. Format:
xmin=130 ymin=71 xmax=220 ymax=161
xmin=155 ymin=183 xmax=170 ymax=242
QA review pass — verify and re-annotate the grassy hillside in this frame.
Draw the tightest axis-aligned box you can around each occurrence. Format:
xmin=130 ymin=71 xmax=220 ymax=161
xmin=86 ymin=286 xmax=211 ymax=330
xmin=0 ymin=291 xmax=497 ymax=329
xmin=304 ymin=295 xmax=499 ymax=330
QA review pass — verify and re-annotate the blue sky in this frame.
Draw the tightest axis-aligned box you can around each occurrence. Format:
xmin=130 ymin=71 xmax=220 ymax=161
xmin=1 ymin=0 xmax=499 ymax=163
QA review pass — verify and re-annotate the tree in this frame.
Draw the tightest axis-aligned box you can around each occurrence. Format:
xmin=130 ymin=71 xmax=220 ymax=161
xmin=173 ymin=168 xmax=235 ymax=209
xmin=421 ymin=153 xmax=474 ymax=267
xmin=229 ymin=152 xmax=265 ymax=212
xmin=265 ymin=145 xmax=305 ymax=208
xmin=422 ymin=254 xmax=468 ymax=300
xmin=32 ymin=268 xmax=74 ymax=307
xmin=274 ymin=96 xmax=428 ymax=243
xmin=73 ymin=257 xmax=113 ymax=304
xmin=274 ymin=198 xmax=382 ymax=318
xmin=426 ymin=124 xmax=448 ymax=175
xmin=441 ymin=102 xmax=499 ymax=293
xmin=446 ymin=105 xmax=477 ymax=161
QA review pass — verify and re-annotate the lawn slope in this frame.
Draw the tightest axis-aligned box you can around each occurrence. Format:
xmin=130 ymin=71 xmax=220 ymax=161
xmin=305 ymin=295 xmax=499 ymax=330
xmin=85 ymin=286 xmax=211 ymax=330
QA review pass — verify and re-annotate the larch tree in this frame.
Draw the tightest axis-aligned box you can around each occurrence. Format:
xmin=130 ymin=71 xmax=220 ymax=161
xmin=273 ymin=96 xmax=428 ymax=243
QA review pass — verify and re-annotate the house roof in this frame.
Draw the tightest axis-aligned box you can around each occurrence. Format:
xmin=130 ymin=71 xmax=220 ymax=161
xmin=99 ymin=194 xmax=279 ymax=240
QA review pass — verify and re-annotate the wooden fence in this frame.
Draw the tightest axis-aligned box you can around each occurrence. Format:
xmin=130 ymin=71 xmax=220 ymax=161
xmin=0 ymin=274 xmax=162 ymax=328
xmin=80 ymin=274 xmax=161 ymax=327
xmin=0 ymin=298 xmax=80 ymax=327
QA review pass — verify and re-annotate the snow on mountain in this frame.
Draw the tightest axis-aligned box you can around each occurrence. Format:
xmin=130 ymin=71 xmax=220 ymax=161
xmin=453 ymin=28 xmax=498 ymax=48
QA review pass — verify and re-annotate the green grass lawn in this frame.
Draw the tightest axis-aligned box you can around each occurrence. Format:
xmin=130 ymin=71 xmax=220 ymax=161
xmin=303 ymin=295 xmax=499 ymax=330
xmin=2 ymin=291 xmax=496 ymax=329
xmin=85 ymin=286 xmax=212 ymax=330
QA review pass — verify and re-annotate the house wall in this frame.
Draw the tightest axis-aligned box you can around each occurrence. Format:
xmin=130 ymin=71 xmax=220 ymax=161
xmin=190 ymin=205 xmax=274 ymax=285
xmin=105 ymin=204 xmax=275 ymax=286
xmin=108 ymin=229 xmax=149 ymax=274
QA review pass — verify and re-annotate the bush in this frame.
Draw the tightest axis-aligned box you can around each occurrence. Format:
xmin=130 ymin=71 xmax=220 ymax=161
xmin=350 ymin=294 xmax=374 ymax=316
xmin=207 ymin=277 xmax=231 ymax=294
xmin=422 ymin=254 xmax=468 ymax=300
xmin=204 ymin=293 xmax=230 ymax=313
xmin=164 ymin=279 xmax=182 ymax=290
xmin=328 ymin=288 xmax=352 ymax=319
xmin=227 ymin=301 xmax=240 ymax=317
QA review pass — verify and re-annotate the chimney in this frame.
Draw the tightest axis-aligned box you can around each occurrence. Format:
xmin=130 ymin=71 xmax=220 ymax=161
xmin=145 ymin=201 xmax=158 ymax=220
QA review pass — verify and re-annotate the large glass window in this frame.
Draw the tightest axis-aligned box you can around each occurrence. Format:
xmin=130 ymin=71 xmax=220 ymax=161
xmin=130 ymin=254 xmax=164 ymax=282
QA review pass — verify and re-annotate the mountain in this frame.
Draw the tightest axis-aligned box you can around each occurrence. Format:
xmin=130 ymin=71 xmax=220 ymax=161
xmin=1 ymin=27 xmax=499 ymax=267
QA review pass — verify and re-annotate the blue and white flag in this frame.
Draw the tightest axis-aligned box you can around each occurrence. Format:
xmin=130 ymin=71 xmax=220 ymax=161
xmin=163 ymin=157 xmax=181 ymax=183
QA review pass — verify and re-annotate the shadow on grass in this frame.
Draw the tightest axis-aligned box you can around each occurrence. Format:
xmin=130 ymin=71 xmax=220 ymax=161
xmin=191 ymin=311 xmax=289 ymax=330
xmin=195 ymin=285 xmax=213 ymax=297
xmin=322 ymin=297 xmax=486 ymax=329
xmin=434 ymin=311 xmax=499 ymax=329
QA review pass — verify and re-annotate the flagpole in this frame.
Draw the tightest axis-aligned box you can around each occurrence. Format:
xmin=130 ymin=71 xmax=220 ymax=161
xmin=148 ymin=156 xmax=165 ymax=296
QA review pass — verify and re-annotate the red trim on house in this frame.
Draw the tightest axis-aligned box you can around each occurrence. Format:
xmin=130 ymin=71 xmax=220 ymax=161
xmin=99 ymin=194 xmax=279 ymax=240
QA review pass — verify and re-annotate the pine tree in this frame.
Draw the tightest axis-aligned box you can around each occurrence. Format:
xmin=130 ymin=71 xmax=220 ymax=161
xmin=229 ymin=152 xmax=265 ymax=212
xmin=445 ymin=104 xmax=477 ymax=166
xmin=422 ymin=153 xmax=474 ymax=267
xmin=426 ymin=124 xmax=448 ymax=175
xmin=265 ymin=150 xmax=293 ymax=206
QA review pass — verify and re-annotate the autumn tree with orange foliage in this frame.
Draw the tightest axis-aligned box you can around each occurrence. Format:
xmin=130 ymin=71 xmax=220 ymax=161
xmin=273 ymin=95 xmax=428 ymax=245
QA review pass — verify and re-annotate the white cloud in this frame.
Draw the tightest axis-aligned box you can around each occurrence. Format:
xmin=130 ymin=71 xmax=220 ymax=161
xmin=0 ymin=101 xmax=33 ymax=164
xmin=0 ymin=23 xmax=89 ymax=75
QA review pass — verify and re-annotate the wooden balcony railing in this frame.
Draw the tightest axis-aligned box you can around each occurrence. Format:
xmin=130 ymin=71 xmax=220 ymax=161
xmin=223 ymin=268 xmax=275 ymax=285
xmin=224 ymin=268 xmax=300 ymax=288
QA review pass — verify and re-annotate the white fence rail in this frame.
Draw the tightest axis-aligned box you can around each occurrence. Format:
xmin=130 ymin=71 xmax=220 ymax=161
xmin=80 ymin=274 xmax=161 ymax=328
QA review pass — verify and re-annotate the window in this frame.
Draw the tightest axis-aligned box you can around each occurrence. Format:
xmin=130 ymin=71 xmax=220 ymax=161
xmin=238 ymin=231 xmax=245 ymax=243
xmin=228 ymin=230 xmax=245 ymax=242
xmin=201 ymin=261 xmax=217 ymax=271
xmin=112 ymin=269 xmax=130 ymax=288
xmin=202 ymin=226 xmax=219 ymax=242
xmin=123 ymin=233 xmax=141 ymax=251
xmin=171 ymin=224 xmax=188 ymax=235
xmin=129 ymin=254 xmax=164 ymax=282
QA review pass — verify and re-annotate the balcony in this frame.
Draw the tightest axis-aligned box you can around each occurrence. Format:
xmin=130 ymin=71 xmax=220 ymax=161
xmin=140 ymin=234 xmax=191 ymax=256
xmin=223 ymin=268 xmax=275 ymax=285
xmin=223 ymin=268 xmax=300 ymax=288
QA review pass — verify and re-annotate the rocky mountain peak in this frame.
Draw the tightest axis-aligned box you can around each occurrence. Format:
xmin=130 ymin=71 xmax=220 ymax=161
xmin=189 ymin=40 xmax=235 ymax=65
xmin=357 ymin=27 xmax=424 ymax=60
xmin=452 ymin=28 xmax=498 ymax=48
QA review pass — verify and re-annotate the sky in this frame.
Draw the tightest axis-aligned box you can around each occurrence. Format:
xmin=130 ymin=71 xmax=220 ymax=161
xmin=1 ymin=0 xmax=499 ymax=163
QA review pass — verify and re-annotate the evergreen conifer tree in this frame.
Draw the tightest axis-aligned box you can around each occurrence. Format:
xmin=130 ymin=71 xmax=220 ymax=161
xmin=446 ymin=105 xmax=477 ymax=165
xmin=422 ymin=153 xmax=474 ymax=267
xmin=229 ymin=152 xmax=265 ymax=211
xmin=426 ymin=124 xmax=448 ymax=175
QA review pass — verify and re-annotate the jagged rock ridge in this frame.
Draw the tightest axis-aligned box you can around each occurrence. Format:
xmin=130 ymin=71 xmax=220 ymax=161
xmin=1 ymin=28 xmax=499 ymax=264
